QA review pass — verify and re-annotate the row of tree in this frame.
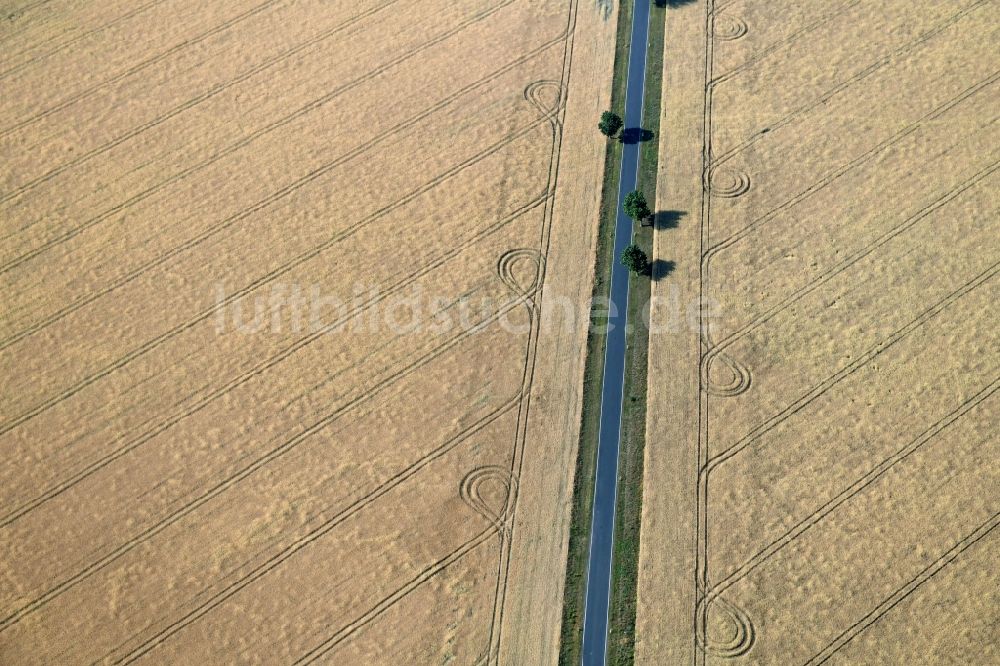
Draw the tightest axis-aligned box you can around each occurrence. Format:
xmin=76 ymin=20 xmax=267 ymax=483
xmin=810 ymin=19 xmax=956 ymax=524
xmin=599 ymin=111 xmax=652 ymax=275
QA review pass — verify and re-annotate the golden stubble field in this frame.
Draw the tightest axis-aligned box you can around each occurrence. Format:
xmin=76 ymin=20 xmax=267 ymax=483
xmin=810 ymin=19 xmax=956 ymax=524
xmin=0 ymin=0 xmax=616 ymax=663
xmin=639 ymin=0 xmax=999 ymax=663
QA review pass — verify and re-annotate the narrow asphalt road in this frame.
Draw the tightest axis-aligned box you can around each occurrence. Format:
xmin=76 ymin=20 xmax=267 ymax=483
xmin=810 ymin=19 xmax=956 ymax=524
xmin=580 ymin=0 xmax=652 ymax=664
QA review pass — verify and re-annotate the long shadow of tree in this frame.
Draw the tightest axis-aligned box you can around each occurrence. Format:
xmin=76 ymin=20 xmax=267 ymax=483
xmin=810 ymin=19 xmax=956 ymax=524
xmin=650 ymin=259 xmax=676 ymax=281
xmin=654 ymin=0 xmax=698 ymax=7
xmin=649 ymin=210 xmax=685 ymax=281
xmin=620 ymin=127 xmax=655 ymax=144
xmin=653 ymin=209 xmax=685 ymax=230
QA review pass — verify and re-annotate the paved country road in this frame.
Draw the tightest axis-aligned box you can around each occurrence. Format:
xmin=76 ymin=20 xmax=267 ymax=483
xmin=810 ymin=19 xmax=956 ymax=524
xmin=580 ymin=0 xmax=653 ymax=664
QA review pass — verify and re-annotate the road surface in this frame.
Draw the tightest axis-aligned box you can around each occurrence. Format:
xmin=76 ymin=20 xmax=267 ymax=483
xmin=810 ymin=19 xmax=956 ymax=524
xmin=580 ymin=0 xmax=652 ymax=663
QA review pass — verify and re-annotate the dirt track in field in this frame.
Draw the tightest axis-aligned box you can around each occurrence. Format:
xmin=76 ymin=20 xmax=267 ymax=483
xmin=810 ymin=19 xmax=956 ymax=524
xmin=638 ymin=0 xmax=999 ymax=663
xmin=0 ymin=0 xmax=616 ymax=662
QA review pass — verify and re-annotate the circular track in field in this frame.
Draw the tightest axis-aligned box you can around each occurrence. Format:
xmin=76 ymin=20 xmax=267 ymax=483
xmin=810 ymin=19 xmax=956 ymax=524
xmin=713 ymin=13 xmax=748 ymax=41
xmin=703 ymin=350 xmax=752 ymax=397
xmin=497 ymin=248 xmax=544 ymax=297
xmin=460 ymin=466 xmax=518 ymax=535
xmin=696 ymin=594 xmax=756 ymax=658
xmin=707 ymin=167 xmax=751 ymax=198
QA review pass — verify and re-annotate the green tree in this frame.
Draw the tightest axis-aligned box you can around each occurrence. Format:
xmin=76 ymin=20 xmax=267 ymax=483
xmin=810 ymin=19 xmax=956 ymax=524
xmin=623 ymin=190 xmax=651 ymax=223
xmin=598 ymin=110 xmax=624 ymax=138
xmin=621 ymin=244 xmax=649 ymax=275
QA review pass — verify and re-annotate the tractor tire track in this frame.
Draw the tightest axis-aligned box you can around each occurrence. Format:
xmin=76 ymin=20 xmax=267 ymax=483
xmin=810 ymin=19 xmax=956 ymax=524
xmin=0 ymin=191 xmax=550 ymax=527
xmin=7 ymin=4 xmax=577 ymax=662
xmin=108 ymin=398 xmax=521 ymax=664
xmin=0 ymin=0 xmax=173 ymax=81
xmin=0 ymin=0 xmax=520 ymax=262
xmin=702 ymin=71 xmax=1000 ymax=272
xmin=0 ymin=0 xmax=403 ymax=208
xmin=692 ymin=3 xmax=996 ymax=659
xmin=0 ymin=114 xmax=550 ymax=439
xmin=694 ymin=0 xmax=718 ymax=659
xmin=0 ymin=289 xmax=535 ymax=631
xmin=700 ymin=160 xmax=1000 ymax=388
xmin=695 ymin=261 xmax=999 ymax=599
xmin=295 ymin=422 xmax=525 ymax=664
xmin=1 ymin=1 xmax=577 ymax=661
xmin=703 ymin=261 xmax=998 ymax=475
xmin=804 ymin=510 xmax=1000 ymax=665
xmin=486 ymin=14 xmax=576 ymax=657
xmin=710 ymin=0 xmax=863 ymax=87
xmin=0 ymin=0 xmax=290 ymax=137
xmin=703 ymin=377 xmax=999 ymax=612
xmin=293 ymin=528 xmax=495 ymax=665
xmin=706 ymin=0 xmax=994 ymax=170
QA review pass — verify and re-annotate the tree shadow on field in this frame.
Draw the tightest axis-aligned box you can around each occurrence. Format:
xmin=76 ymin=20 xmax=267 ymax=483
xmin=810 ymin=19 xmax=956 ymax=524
xmin=655 ymin=0 xmax=698 ymax=8
xmin=648 ymin=210 xmax=683 ymax=281
xmin=653 ymin=209 xmax=685 ymax=230
xmin=650 ymin=259 xmax=676 ymax=281
xmin=619 ymin=127 xmax=655 ymax=144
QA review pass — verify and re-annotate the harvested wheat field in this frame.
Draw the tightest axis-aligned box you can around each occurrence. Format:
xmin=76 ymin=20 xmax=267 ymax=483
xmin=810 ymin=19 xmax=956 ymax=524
xmin=638 ymin=0 xmax=999 ymax=663
xmin=0 ymin=0 xmax=617 ymax=662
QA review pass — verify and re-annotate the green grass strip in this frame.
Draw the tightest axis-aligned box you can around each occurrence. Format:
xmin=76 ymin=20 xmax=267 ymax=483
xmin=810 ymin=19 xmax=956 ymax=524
xmin=557 ymin=0 xmax=635 ymax=663
xmin=606 ymin=1 xmax=666 ymax=659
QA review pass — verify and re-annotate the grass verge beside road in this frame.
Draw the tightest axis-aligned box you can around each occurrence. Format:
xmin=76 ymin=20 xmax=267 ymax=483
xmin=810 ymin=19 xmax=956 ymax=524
xmin=558 ymin=1 xmax=666 ymax=663
xmin=557 ymin=1 xmax=633 ymax=663
xmin=606 ymin=3 xmax=665 ymax=661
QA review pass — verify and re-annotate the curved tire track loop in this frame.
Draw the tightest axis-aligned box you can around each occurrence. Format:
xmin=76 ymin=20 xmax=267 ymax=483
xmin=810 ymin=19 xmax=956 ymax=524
xmin=700 ymin=377 xmax=1000 ymax=645
xmin=711 ymin=12 xmax=747 ymax=42
xmin=0 ymin=0 xmax=520 ymax=273
xmin=694 ymin=0 xmax=996 ymax=654
xmin=460 ymin=466 xmax=519 ymax=542
xmin=523 ymin=79 xmax=563 ymax=129
xmin=693 ymin=262 xmax=1000 ymax=655
xmin=0 ymin=0 xmax=404 ymax=209
xmin=0 ymin=0 xmax=173 ymax=80
xmin=0 ymin=0 xmax=291 ymax=138
xmin=497 ymin=247 xmax=546 ymax=310
xmin=805 ymin=510 xmax=1000 ymax=665
xmin=694 ymin=593 xmax=755 ymax=658
xmin=0 ymin=75 xmax=559 ymax=440
xmin=0 ymin=260 xmax=546 ymax=633
xmin=705 ymin=166 xmax=750 ymax=198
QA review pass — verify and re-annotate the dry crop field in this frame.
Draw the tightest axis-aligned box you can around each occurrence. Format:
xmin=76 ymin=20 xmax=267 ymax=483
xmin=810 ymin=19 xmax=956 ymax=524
xmin=0 ymin=0 xmax=614 ymax=663
xmin=639 ymin=0 xmax=999 ymax=663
